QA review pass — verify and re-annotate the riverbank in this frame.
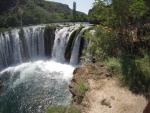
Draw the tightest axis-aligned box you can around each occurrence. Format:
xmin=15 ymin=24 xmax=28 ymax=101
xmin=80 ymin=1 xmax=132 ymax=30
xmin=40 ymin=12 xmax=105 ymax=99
xmin=69 ymin=62 xmax=147 ymax=113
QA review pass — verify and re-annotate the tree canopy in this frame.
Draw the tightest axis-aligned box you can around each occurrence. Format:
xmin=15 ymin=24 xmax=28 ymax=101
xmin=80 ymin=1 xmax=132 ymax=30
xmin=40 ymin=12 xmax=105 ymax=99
xmin=88 ymin=0 xmax=150 ymax=28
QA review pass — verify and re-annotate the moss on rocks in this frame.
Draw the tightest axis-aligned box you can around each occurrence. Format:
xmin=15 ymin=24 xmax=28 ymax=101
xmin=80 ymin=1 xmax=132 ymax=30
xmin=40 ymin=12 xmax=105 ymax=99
xmin=65 ymin=26 xmax=84 ymax=62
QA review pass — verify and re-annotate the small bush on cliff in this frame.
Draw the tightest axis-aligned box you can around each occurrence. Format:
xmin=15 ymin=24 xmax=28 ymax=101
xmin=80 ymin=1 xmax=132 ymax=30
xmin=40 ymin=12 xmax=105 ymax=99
xmin=46 ymin=105 xmax=81 ymax=113
xmin=47 ymin=106 xmax=66 ymax=113
xmin=65 ymin=105 xmax=81 ymax=113
xmin=76 ymin=81 xmax=88 ymax=104
xmin=76 ymin=81 xmax=88 ymax=96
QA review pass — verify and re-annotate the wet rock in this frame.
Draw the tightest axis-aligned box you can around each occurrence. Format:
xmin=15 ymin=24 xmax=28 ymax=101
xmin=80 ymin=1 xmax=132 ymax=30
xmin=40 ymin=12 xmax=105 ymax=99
xmin=69 ymin=82 xmax=76 ymax=98
xmin=0 ymin=80 xmax=3 ymax=90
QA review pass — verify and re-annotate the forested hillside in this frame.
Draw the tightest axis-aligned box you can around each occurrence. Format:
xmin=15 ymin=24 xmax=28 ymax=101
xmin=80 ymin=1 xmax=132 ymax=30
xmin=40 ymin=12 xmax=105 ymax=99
xmin=0 ymin=0 xmax=87 ymax=28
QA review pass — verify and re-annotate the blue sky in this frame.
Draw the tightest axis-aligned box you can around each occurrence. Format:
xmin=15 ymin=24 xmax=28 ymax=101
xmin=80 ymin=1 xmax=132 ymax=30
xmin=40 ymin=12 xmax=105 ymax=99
xmin=47 ymin=0 xmax=95 ymax=14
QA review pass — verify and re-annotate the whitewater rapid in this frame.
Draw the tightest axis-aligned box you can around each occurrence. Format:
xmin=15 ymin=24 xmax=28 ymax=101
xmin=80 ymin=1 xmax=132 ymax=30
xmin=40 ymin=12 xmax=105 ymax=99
xmin=0 ymin=60 xmax=75 ymax=113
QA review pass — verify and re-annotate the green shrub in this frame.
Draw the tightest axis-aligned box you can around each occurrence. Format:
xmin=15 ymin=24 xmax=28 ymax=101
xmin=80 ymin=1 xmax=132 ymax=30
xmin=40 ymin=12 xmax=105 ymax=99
xmin=46 ymin=105 xmax=81 ymax=113
xmin=76 ymin=81 xmax=88 ymax=96
xmin=46 ymin=106 xmax=66 ymax=113
xmin=5 ymin=15 xmax=19 ymax=27
xmin=104 ymin=53 xmax=150 ymax=95
xmin=0 ymin=27 xmax=12 ymax=34
xmin=104 ymin=57 xmax=121 ymax=75
xmin=66 ymin=105 xmax=81 ymax=113
xmin=83 ymin=25 xmax=123 ymax=62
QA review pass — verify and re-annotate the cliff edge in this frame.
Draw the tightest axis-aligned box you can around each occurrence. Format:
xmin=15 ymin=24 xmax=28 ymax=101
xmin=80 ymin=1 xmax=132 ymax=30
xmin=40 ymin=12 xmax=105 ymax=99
xmin=69 ymin=62 xmax=147 ymax=113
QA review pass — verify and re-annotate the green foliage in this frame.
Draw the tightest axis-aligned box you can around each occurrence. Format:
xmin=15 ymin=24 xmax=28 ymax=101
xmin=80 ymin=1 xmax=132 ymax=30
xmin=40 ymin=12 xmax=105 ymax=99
xmin=83 ymin=25 xmax=122 ymax=61
xmin=83 ymin=24 xmax=150 ymax=96
xmin=65 ymin=29 xmax=78 ymax=61
xmin=104 ymin=52 xmax=150 ymax=95
xmin=0 ymin=27 xmax=12 ymax=34
xmin=0 ymin=16 xmax=6 ymax=28
xmin=129 ymin=0 xmax=149 ymax=20
xmin=46 ymin=106 xmax=66 ymax=113
xmin=89 ymin=0 xmax=149 ymax=28
xmin=45 ymin=24 xmax=58 ymax=30
xmin=86 ymin=0 xmax=150 ymax=97
xmin=88 ymin=0 xmax=106 ymax=24
xmin=65 ymin=105 xmax=81 ymax=113
xmin=46 ymin=105 xmax=81 ymax=113
xmin=0 ymin=0 xmax=87 ymax=28
xmin=76 ymin=81 xmax=88 ymax=96
xmin=71 ymin=26 xmax=84 ymax=49
xmin=104 ymin=57 xmax=122 ymax=75
xmin=76 ymin=80 xmax=88 ymax=104
xmin=5 ymin=15 xmax=19 ymax=27
xmin=73 ymin=1 xmax=76 ymax=22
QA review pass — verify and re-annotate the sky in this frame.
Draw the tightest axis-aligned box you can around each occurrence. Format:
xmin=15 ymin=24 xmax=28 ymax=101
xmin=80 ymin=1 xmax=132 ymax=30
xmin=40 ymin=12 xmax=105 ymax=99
xmin=47 ymin=0 xmax=95 ymax=14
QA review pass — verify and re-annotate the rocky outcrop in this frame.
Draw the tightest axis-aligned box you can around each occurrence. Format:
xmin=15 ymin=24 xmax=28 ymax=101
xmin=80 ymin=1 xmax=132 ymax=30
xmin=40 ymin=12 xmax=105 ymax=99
xmin=69 ymin=62 xmax=147 ymax=113
xmin=69 ymin=62 xmax=108 ymax=104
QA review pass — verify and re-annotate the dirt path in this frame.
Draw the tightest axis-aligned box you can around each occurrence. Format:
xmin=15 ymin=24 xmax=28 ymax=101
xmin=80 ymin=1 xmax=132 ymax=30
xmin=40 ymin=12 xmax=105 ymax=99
xmin=71 ymin=63 xmax=148 ymax=113
xmin=81 ymin=77 xmax=147 ymax=113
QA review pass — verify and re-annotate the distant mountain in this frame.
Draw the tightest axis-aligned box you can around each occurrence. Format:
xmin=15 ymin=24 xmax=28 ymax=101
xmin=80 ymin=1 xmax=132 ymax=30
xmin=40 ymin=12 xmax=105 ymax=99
xmin=0 ymin=0 xmax=87 ymax=28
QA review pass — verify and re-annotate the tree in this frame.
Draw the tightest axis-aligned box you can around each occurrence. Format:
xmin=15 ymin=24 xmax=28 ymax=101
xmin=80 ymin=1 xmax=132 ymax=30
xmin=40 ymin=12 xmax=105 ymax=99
xmin=129 ymin=0 xmax=148 ymax=26
xmin=88 ymin=0 xmax=106 ymax=24
xmin=5 ymin=15 xmax=19 ymax=27
xmin=73 ymin=1 xmax=76 ymax=22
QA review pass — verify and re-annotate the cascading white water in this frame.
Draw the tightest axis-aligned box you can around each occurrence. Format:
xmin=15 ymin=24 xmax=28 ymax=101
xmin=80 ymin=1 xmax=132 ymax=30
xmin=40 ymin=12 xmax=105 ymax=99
xmin=0 ymin=24 xmax=89 ymax=113
xmin=0 ymin=60 xmax=75 ymax=113
xmin=0 ymin=26 xmax=45 ymax=70
xmin=0 ymin=29 xmax=22 ymax=68
xmin=70 ymin=27 xmax=87 ymax=65
xmin=52 ymin=26 xmax=78 ymax=62
xmin=23 ymin=27 xmax=45 ymax=58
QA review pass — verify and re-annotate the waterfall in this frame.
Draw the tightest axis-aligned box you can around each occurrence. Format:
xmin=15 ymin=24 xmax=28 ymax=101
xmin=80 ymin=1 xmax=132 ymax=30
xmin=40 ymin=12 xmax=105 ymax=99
xmin=52 ymin=26 xmax=78 ymax=63
xmin=0 ymin=26 xmax=45 ymax=70
xmin=0 ymin=24 xmax=89 ymax=113
xmin=0 ymin=29 xmax=22 ymax=69
xmin=70 ymin=27 xmax=87 ymax=65
xmin=23 ymin=27 xmax=45 ymax=58
xmin=0 ymin=25 xmax=82 ymax=70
